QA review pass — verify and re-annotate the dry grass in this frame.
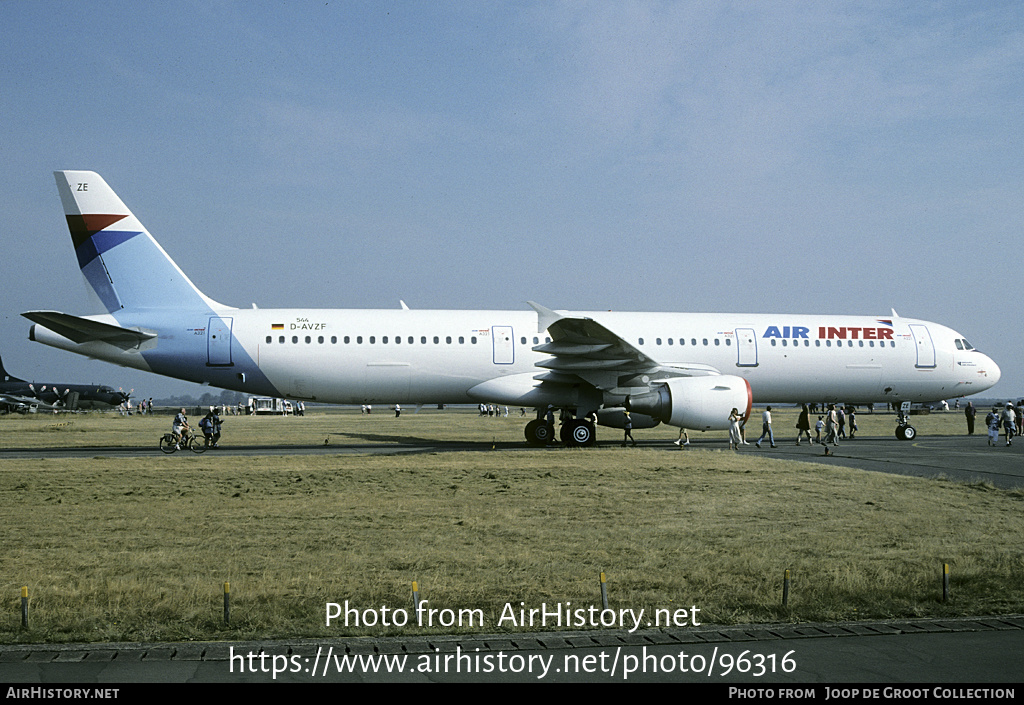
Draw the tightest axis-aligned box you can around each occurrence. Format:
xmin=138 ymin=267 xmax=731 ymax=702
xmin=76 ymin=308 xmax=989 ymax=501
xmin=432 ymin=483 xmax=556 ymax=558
xmin=1 ymin=407 xmax=1022 ymax=644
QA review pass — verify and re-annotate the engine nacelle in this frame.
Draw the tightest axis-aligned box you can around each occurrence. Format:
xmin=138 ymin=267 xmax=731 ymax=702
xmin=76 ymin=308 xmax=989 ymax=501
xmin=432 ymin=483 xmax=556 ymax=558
xmin=626 ymin=376 xmax=752 ymax=430
xmin=596 ymin=408 xmax=660 ymax=429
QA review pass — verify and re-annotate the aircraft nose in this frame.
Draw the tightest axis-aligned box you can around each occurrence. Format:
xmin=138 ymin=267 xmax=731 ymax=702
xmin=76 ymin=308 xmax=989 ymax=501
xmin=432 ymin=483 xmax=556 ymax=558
xmin=982 ymin=353 xmax=1001 ymax=388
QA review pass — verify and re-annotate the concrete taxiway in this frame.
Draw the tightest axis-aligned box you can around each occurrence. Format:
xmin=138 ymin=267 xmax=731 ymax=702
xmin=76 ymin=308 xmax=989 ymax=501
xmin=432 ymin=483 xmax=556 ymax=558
xmin=2 ymin=431 xmax=1021 ymax=488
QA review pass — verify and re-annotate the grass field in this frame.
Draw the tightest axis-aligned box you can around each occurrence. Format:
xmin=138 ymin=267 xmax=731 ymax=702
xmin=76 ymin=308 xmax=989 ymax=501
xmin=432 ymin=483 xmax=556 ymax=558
xmin=1 ymin=406 xmax=1022 ymax=644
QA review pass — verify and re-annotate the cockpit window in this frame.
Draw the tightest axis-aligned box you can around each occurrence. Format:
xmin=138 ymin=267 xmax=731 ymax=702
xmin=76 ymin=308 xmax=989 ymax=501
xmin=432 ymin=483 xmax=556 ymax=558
xmin=962 ymin=339 xmax=974 ymax=350
xmin=955 ymin=339 xmax=964 ymax=350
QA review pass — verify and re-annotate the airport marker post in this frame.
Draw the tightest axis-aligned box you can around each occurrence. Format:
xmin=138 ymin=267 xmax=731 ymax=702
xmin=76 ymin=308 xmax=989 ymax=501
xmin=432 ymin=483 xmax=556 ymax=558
xmin=224 ymin=582 xmax=230 ymax=625
xmin=412 ymin=581 xmax=420 ymax=613
xmin=942 ymin=564 xmax=949 ymax=602
xmin=600 ymin=571 xmax=609 ymax=610
xmin=21 ymin=586 xmax=28 ymax=629
xmin=782 ymin=569 xmax=791 ymax=606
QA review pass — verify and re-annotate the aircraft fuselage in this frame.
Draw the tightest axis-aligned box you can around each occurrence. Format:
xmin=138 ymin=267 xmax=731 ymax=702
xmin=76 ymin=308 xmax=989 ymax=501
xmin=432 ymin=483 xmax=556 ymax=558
xmin=29 ymin=306 xmax=998 ymax=407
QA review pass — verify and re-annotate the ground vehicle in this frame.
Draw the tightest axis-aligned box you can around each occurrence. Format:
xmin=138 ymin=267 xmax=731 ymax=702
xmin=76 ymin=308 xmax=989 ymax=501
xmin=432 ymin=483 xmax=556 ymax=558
xmin=159 ymin=428 xmax=208 ymax=454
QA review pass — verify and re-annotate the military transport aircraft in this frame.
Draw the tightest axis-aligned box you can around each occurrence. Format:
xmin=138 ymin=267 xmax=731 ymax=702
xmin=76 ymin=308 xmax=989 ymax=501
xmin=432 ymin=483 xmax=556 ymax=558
xmin=0 ymin=353 xmax=129 ymax=412
xmin=22 ymin=171 xmax=1000 ymax=444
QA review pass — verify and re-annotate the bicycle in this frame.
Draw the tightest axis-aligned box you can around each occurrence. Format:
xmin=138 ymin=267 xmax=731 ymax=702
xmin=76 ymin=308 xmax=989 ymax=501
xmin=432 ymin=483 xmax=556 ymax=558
xmin=159 ymin=428 xmax=209 ymax=454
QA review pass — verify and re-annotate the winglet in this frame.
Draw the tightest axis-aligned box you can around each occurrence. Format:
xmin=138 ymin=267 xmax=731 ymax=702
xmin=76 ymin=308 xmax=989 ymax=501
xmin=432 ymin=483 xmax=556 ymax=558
xmin=527 ymin=301 xmax=565 ymax=334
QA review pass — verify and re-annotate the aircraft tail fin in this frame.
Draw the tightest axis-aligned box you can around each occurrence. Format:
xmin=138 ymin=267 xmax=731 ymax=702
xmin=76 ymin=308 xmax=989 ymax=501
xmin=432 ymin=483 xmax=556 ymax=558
xmin=54 ymin=171 xmax=226 ymax=313
xmin=0 ymin=354 xmax=24 ymax=383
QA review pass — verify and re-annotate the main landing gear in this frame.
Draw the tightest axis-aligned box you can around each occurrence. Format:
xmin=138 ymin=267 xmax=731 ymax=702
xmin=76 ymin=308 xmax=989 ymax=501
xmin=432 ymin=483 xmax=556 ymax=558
xmin=524 ymin=416 xmax=597 ymax=447
xmin=524 ymin=418 xmax=555 ymax=446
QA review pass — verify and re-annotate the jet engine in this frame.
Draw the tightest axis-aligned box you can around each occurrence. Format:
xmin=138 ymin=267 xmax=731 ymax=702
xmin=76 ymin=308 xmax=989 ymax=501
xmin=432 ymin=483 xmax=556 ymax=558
xmin=625 ymin=376 xmax=752 ymax=430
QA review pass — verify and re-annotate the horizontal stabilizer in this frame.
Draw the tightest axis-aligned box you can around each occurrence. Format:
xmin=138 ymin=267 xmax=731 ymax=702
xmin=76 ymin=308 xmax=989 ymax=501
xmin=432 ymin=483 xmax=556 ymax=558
xmin=22 ymin=310 xmax=156 ymax=350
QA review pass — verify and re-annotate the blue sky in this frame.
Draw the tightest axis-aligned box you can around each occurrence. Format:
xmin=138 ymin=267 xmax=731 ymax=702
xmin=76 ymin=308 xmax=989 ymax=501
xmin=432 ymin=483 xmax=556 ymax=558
xmin=2 ymin=1 xmax=1021 ymax=400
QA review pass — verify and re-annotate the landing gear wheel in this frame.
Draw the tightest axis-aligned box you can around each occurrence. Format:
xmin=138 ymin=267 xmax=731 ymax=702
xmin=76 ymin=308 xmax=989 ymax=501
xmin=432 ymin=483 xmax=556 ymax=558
xmin=525 ymin=419 xmax=555 ymax=446
xmin=564 ymin=419 xmax=596 ymax=447
xmin=895 ymin=424 xmax=917 ymax=441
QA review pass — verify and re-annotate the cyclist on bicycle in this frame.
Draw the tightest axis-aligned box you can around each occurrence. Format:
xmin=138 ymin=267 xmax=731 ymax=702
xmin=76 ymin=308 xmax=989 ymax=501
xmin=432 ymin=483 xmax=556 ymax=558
xmin=172 ymin=408 xmax=190 ymax=449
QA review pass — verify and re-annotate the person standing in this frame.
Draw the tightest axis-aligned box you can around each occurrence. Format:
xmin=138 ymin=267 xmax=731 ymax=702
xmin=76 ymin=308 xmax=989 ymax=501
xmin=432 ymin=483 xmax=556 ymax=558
xmin=756 ymin=406 xmax=776 ymax=448
xmin=728 ymin=408 xmax=742 ymax=450
xmin=965 ymin=401 xmax=976 ymax=435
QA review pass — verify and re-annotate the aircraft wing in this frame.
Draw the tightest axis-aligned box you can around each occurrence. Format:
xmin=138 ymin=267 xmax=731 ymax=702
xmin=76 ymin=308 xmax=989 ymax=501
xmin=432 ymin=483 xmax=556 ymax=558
xmin=22 ymin=311 xmax=156 ymax=351
xmin=0 ymin=392 xmax=60 ymax=410
xmin=527 ymin=302 xmax=720 ymax=395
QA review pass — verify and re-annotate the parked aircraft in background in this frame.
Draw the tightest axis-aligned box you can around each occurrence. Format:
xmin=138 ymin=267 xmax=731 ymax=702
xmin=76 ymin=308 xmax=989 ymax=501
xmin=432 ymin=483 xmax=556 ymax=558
xmin=23 ymin=171 xmax=1000 ymax=443
xmin=0 ymin=354 xmax=129 ymax=412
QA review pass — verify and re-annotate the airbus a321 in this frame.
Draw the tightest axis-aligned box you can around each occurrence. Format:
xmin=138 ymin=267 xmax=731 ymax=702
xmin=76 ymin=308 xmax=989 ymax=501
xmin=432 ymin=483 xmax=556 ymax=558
xmin=23 ymin=171 xmax=1001 ymax=444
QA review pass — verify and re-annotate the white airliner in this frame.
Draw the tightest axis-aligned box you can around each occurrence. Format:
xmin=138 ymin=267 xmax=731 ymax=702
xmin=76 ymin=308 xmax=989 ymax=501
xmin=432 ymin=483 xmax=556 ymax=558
xmin=24 ymin=171 xmax=1001 ymax=445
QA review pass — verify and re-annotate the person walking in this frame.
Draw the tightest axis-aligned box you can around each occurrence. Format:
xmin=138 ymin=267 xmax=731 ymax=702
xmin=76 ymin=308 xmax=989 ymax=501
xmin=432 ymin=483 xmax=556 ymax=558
xmin=965 ymin=401 xmax=976 ymax=435
xmin=1001 ymin=403 xmax=1016 ymax=446
xmin=796 ymin=404 xmax=813 ymax=445
xmin=622 ymin=411 xmax=637 ymax=447
xmin=825 ymin=404 xmax=839 ymax=446
xmin=756 ymin=406 xmax=776 ymax=448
